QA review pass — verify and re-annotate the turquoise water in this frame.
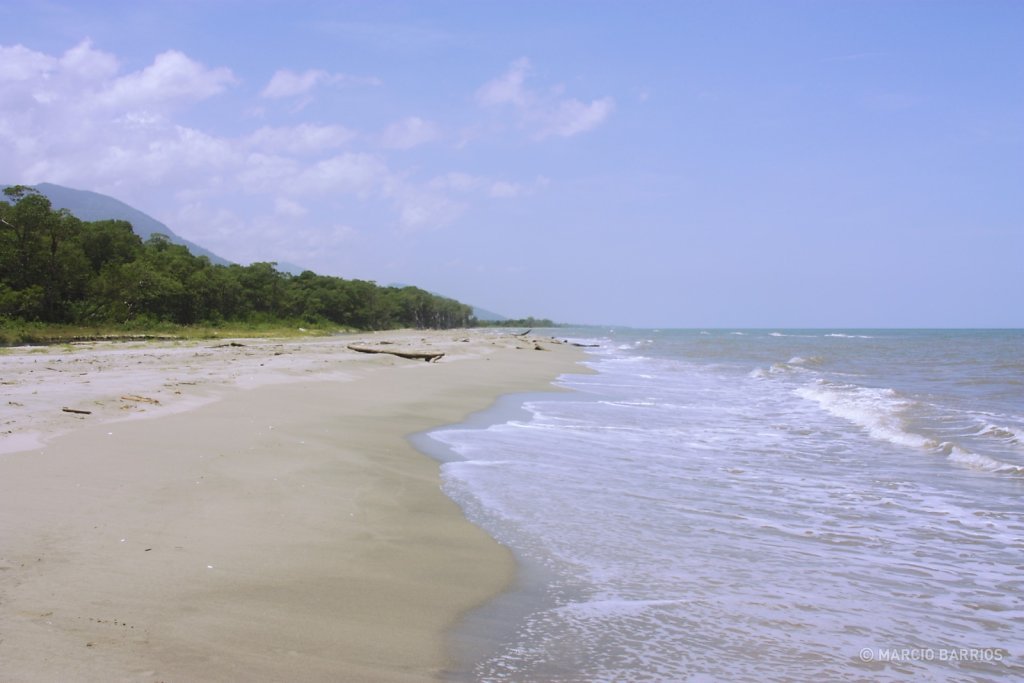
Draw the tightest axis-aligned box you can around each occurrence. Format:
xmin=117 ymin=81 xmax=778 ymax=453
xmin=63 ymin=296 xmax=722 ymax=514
xmin=431 ymin=329 xmax=1023 ymax=682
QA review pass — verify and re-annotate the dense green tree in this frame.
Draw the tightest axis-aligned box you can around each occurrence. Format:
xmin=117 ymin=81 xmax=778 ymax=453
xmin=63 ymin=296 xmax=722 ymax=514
xmin=1 ymin=186 xmax=93 ymax=321
xmin=0 ymin=189 xmax=533 ymax=331
xmin=79 ymin=220 xmax=144 ymax=273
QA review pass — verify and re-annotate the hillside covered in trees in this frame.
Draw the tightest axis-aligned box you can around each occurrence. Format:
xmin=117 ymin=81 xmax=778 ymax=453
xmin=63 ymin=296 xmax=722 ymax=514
xmin=0 ymin=186 xmax=474 ymax=330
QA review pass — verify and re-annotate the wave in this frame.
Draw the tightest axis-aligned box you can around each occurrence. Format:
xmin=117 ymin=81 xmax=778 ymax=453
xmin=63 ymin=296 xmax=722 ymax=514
xmin=750 ymin=355 xmax=827 ymax=379
xmin=598 ymin=400 xmax=660 ymax=408
xmin=974 ymin=421 xmax=1024 ymax=448
xmin=795 ymin=380 xmax=933 ymax=450
xmin=795 ymin=380 xmax=1024 ymax=476
xmin=824 ymin=333 xmax=874 ymax=339
xmin=947 ymin=447 xmax=1024 ymax=475
xmin=616 ymin=339 xmax=654 ymax=350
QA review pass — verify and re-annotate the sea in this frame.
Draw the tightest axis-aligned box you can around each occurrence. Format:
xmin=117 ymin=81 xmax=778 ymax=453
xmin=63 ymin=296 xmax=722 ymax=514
xmin=419 ymin=328 xmax=1023 ymax=682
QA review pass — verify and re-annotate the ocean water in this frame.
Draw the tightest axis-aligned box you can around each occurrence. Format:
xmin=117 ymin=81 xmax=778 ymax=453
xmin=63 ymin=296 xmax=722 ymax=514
xmin=427 ymin=329 xmax=1024 ymax=682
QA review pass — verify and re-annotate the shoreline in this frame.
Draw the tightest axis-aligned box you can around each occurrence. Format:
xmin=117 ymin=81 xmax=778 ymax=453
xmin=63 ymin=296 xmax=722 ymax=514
xmin=0 ymin=330 xmax=585 ymax=681
xmin=410 ymin=389 xmax=593 ymax=681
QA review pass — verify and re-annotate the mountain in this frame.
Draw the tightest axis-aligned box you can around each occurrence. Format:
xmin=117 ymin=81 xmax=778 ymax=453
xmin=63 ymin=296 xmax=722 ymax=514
xmin=4 ymin=183 xmax=232 ymax=266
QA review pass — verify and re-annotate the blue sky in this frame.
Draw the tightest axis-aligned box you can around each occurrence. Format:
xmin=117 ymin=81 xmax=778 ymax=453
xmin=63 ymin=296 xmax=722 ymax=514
xmin=1 ymin=1 xmax=1021 ymax=327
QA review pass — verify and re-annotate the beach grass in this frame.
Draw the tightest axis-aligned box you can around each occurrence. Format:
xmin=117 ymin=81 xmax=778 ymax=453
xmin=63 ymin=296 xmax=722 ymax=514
xmin=0 ymin=319 xmax=348 ymax=346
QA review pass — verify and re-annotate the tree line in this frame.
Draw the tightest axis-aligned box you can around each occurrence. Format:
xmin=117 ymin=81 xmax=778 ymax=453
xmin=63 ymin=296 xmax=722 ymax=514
xmin=473 ymin=317 xmax=555 ymax=328
xmin=0 ymin=186 xmax=475 ymax=330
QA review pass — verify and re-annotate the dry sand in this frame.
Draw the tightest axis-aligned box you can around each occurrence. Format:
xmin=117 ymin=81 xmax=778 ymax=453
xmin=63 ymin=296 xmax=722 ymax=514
xmin=0 ymin=330 xmax=585 ymax=682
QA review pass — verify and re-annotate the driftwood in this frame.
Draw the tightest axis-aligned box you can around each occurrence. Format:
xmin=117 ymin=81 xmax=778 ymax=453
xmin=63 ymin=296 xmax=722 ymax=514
xmin=347 ymin=344 xmax=444 ymax=363
xmin=62 ymin=407 xmax=92 ymax=415
xmin=121 ymin=394 xmax=160 ymax=405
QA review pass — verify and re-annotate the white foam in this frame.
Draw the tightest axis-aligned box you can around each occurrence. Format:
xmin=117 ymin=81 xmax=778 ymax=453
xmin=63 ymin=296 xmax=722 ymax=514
xmin=441 ymin=328 xmax=1024 ymax=682
xmin=947 ymin=447 xmax=1024 ymax=475
xmin=795 ymin=381 xmax=935 ymax=450
xmin=976 ymin=421 xmax=1024 ymax=447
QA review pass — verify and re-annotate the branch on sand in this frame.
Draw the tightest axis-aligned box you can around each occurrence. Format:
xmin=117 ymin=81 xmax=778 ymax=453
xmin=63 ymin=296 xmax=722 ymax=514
xmin=346 ymin=344 xmax=445 ymax=363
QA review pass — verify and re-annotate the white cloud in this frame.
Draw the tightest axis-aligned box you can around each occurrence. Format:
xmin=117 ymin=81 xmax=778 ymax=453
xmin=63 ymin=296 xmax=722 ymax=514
xmin=260 ymin=68 xmax=380 ymax=98
xmin=0 ymin=42 xmax=240 ymax=196
xmin=0 ymin=39 xmax=520 ymax=260
xmin=429 ymin=172 xmax=548 ymax=200
xmin=274 ymin=196 xmax=308 ymax=217
xmin=1 ymin=40 xmax=124 ymax=109
xmin=489 ymin=175 xmax=549 ymax=198
xmin=237 ymin=153 xmax=300 ymax=193
xmin=288 ymin=153 xmax=391 ymax=197
xmin=488 ymin=181 xmax=522 ymax=198
xmin=476 ymin=57 xmax=531 ymax=107
xmin=83 ymin=124 xmax=241 ymax=186
xmin=96 ymin=50 xmax=236 ymax=108
xmin=172 ymin=200 xmax=360 ymax=267
xmin=247 ymin=123 xmax=356 ymax=155
xmin=171 ymin=202 xmax=249 ymax=261
xmin=428 ymin=172 xmax=485 ymax=193
xmin=380 ymin=116 xmax=439 ymax=149
xmin=476 ymin=57 xmax=614 ymax=139
xmin=59 ymin=40 xmax=120 ymax=80
xmin=261 ymin=69 xmax=327 ymax=98
xmin=540 ymin=96 xmax=615 ymax=138
xmin=392 ymin=186 xmax=463 ymax=230
xmin=0 ymin=43 xmax=57 ymax=81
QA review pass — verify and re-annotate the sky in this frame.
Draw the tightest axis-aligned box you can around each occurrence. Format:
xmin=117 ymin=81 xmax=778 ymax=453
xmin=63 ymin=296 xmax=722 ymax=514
xmin=1 ymin=0 xmax=1021 ymax=327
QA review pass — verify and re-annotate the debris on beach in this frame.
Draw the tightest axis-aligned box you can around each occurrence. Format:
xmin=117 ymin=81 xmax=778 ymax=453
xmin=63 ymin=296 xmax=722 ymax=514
xmin=120 ymin=395 xmax=160 ymax=405
xmin=346 ymin=344 xmax=445 ymax=363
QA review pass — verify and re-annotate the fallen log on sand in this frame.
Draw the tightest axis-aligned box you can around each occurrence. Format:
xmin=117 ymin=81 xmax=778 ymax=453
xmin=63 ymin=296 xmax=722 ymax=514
xmin=121 ymin=394 xmax=161 ymax=405
xmin=346 ymin=345 xmax=445 ymax=363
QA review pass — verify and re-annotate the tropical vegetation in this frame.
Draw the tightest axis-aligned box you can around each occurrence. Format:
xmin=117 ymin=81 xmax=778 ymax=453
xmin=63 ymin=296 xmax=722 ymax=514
xmin=0 ymin=186 xmax=475 ymax=336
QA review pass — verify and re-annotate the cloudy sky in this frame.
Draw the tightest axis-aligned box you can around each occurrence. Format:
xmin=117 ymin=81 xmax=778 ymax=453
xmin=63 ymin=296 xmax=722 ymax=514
xmin=1 ymin=1 xmax=1021 ymax=327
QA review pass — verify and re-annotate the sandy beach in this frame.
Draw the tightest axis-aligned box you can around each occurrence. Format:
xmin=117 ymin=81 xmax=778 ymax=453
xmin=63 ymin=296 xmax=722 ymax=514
xmin=0 ymin=330 xmax=584 ymax=682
